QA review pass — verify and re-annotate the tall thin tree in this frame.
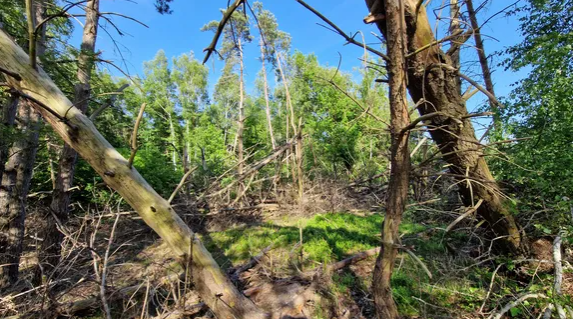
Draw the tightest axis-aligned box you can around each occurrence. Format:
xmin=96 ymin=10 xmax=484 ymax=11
xmin=364 ymin=0 xmax=525 ymax=254
xmin=0 ymin=0 xmax=45 ymax=287
xmin=40 ymin=0 xmax=100 ymax=276
xmin=370 ymin=1 xmax=410 ymax=318
xmin=202 ymin=7 xmax=251 ymax=195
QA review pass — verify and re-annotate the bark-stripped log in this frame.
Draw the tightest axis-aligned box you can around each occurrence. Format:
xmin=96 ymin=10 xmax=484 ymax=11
xmin=0 ymin=30 xmax=268 ymax=319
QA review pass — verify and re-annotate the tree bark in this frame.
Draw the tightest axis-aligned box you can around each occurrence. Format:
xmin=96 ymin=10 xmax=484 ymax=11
xmin=0 ymin=29 xmax=268 ymax=319
xmin=0 ymin=100 xmax=41 ymax=288
xmin=364 ymin=0 xmax=524 ymax=254
xmin=41 ymin=0 xmax=100 ymax=276
xmin=0 ymin=0 xmax=44 ymax=288
xmin=371 ymin=1 xmax=410 ymax=318
xmin=259 ymin=38 xmax=276 ymax=150
xmin=237 ymin=37 xmax=246 ymax=195
xmin=276 ymin=52 xmax=303 ymax=203
xmin=449 ymin=0 xmax=462 ymax=93
xmin=466 ymin=0 xmax=497 ymax=109
xmin=0 ymin=93 xmax=19 ymax=182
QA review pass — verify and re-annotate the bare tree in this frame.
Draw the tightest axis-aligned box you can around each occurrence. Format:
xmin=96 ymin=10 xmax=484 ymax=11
xmin=370 ymin=1 xmax=410 ymax=318
xmin=364 ymin=0 xmax=525 ymax=254
xmin=0 ymin=28 xmax=268 ymax=319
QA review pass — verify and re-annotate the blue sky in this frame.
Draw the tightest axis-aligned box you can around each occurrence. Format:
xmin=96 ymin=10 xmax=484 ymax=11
xmin=71 ymin=0 xmax=528 ymax=129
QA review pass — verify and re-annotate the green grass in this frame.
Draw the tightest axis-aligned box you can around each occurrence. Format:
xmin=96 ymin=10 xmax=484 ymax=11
xmin=202 ymin=212 xmax=427 ymax=269
xmin=200 ymin=211 xmax=500 ymax=318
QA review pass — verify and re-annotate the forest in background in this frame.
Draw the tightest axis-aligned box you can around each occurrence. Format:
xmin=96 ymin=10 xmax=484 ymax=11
xmin=0 ymin=0 xmax=572 ymax=318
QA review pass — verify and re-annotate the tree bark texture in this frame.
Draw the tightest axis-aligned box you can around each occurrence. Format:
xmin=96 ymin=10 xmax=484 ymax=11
xmin=0 ymin=29 xmax=268 ymax=319
xmin=466 ymin=0 xmax=497 ymax=109
xmin=237 ymin=37 xmax=246 ymax=195
xmin=364 ymin=0 xmax=524 ymax=254
xmin=259 ymin=38 xmax=276 ymax=150
xmin=371 ymin=1 xmax=410 ymax=318
xmin=0 ymin=94 xmax=19 ymax=182
xmin=0 ymin=0 xmax=45 ymax=288
xmin=42 ymin=0 xmax=100 ymax=276
xmin=0 ymin=100 xmax=41 ymax=288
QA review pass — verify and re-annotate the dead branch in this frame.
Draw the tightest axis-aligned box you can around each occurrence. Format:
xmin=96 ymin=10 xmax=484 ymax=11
xmin=98 ymin=12 xmax=149 ymax=28
xmin=552 ymin=234 xmax=567 ymax=318
xmin=202 ymin=0 xmax=244 ymax=64
xmin=295 ymin=0 xmax=389 ymax=61
xmin=89 ymin=83 xmax=129 ymax=120
xmin=99 ymin=213 xmax=120 ymax=319
xmin=229 ymin=245 xmax=272 ymax=278
xmin=445 ymin=199 xmax=484 ymax=233
xmin=34 ymin=0 xmax=90 ymax=35
xmin=168 ymin=166 xmax=198 ymax=204
xmin=329 ymin=247 xmax=380 ymax=271
xmin=406 ymin=29 xmax=463 ymax=58
xmin=208 ymin=135 xmax=299 ymax=198
xmin=489 ymin=294 xmax=548 ymax=319
xmin=127 ymin=102 xmax=146 ymax=168
xmin=0 ymin=66 xmax=22 ymax=81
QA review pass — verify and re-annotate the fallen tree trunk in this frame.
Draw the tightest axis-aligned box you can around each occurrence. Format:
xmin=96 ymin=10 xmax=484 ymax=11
xmin=364 ymin=0 xmax=525 ymax=254
xmin=0 ymin=29 xmax=268 ymax=319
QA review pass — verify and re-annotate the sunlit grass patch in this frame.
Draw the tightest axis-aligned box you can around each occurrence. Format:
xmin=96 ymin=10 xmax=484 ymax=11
xmin=201 ymin=212 xmax=428 ymax=269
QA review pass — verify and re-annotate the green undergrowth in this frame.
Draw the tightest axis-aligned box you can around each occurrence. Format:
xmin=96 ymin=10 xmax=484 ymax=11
xmin=202 ymin=212 xmax=425 ymax=269
xmin=201 ymin=211 xmax=506 ymax=317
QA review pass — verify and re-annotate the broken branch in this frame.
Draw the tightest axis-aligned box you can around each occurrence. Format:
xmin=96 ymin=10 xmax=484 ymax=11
xmin=128 ymin=102 xmax=146 ymax=169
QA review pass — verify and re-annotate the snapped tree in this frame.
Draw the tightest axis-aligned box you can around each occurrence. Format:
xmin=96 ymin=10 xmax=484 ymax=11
xmin=364 ymin=0 xmax=525 ymax=254
xmin=0 ymin=29 xmax=268 ymax=319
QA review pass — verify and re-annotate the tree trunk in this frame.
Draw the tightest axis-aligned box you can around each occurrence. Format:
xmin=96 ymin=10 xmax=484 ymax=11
xmin=168 ymin=112 xmax=177 ymax=169
xmin=276 ymin=52 xmax=303 ymax=203
xmin=449 ymin=0 xmax=462 ymax=93
xmin=41 ymin=0 xmax=100 ymax=277
xmin=371 ymin=1 xmax=410 ymax=318
xmin=259 ymin=38 xmax=276 ymax=150
xmin=0 ymin=29 xmax=268 ymax=319
xmin=0 ymin=101 xmax=41 ymax=288
xmin=364 ymin=0 xmax=525 ymax=254
xmin=0 ymin=0 xmax=45 ymax=288
xmin=237 ymin=37 xmax=245 ymax=194
xmin=0 ymin=93 xmax=18 ymax=182
xmin=466 ymin=0 xmax=497 ymax=109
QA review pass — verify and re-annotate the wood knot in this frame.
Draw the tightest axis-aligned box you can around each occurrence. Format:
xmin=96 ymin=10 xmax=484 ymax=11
xmin=104 ymin=171 xmax=115 ymax=177
xmin=150 ymin=206 xmax=157 ymax=212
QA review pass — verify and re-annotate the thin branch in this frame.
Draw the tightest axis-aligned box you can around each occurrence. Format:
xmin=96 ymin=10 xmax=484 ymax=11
xmin=445 ymin=199 xmax=484 ymax=233
xmin=127 ymin=103 xmax=146 ymax=168
xmin=295 ymin=0 xmax=389 ymax=61
xmin=202 ymin=0 xmax=244 ymax=64
xmin=207 ymin=135 xmax=299 ymax=198
xmin=168 ymin=166 xmax=198 ymax=204
xmin=89 ymin=83 xmax=129 ymax=120
xmin=403 ymin=246 xmax=432 ymax=279
xmin=100 ymin=213 xmax=120 ymax=319
xmin=406 ymin=29 xmax=463 ymax=58
xmin=429 ymin=63 xmax=503 ymax=107
xmin=0 ymin=66 xmax=22 ymax=81
xmin=98 ymin=12 xmax=149 ymax=28
xmin=34 ymin=0 xmax=90 ymax=35
xmin=458 ymin=72 xmax=502 ymax=108
xmin=319 ymin=76 xmax=389 ymax=125
xmin=489 ymin=294 xmax=547 ymax=319
xmin=12 ymin=87 xmax=72 ymax=124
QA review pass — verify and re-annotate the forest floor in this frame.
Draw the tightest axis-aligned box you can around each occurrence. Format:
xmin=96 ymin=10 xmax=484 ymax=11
xmin=3 ymin=193 xmax=573 ymax=319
